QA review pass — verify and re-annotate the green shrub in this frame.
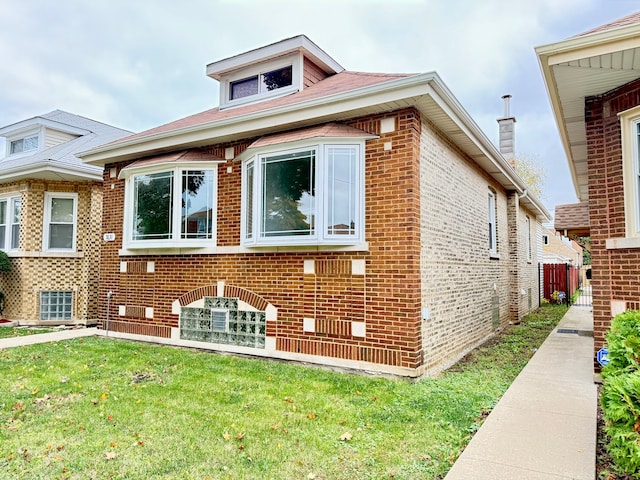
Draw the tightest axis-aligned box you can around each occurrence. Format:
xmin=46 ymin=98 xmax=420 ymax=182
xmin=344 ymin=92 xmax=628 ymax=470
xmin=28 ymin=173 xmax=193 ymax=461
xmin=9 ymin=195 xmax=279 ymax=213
xmin=0 ymin=250 xmax=11 ymax=273
xmin=603 ymin=310 xmax=640 ymax=375
xmin=601 ymin=310 xmax=640 ymax=476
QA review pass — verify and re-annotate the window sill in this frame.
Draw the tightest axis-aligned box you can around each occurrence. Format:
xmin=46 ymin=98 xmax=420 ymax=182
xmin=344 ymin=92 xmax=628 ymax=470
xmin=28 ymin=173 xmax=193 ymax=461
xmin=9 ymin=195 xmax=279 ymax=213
xmin=118 ymin=243 xmax=370 ymax=256
xmin=606 ymin=237 xmax=640 ymax=250
xmin=7 ymin=251 xmax=84 ymax=258
xmin=489 ymin=252 xmax=500 ymax=260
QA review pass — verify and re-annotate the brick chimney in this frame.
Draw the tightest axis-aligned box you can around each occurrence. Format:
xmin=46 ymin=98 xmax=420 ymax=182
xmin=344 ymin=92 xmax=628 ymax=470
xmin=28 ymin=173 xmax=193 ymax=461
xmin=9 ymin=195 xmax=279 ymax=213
xmin=497 ymin=94 xmax=516 ymax=167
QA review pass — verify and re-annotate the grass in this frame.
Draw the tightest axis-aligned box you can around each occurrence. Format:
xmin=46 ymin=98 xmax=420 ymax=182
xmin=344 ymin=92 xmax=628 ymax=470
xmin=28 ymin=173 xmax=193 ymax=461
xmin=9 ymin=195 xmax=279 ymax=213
xmin=0 ymin=326 xmax=55 ymax=339
xmin=0 ymin=304 xmax=567 ymax=480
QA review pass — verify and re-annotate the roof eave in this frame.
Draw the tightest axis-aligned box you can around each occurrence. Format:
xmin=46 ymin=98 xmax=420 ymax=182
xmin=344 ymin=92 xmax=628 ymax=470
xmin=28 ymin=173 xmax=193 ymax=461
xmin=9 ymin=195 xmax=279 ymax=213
xmin=79 ymin=72 xmax=550 ymax=220
xmin=535 ymin=23 xmax=640 ymax=203
xmin=0 ymin=161 xmax=103 ymax=182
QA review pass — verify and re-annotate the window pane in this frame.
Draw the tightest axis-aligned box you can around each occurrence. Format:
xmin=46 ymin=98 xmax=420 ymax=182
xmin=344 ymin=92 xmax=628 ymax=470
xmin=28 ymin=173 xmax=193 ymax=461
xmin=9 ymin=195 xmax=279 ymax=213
xmin=49 ymin=224 xmax=73 ymax=249
xmin=24 ymin=136 xmax=38 ymax=151
xmin=326 ymin=146 xmax=357 ymax=236
xmin=181 ymin=170 xmax=214 ymax=239
xmin=245 ymin=161 xmax=254 ymax=240
xmin=0 ymin=200 xmax=5 ymax=250
xmin=51 ymin=198 xmax=74 ymax=222
xmin=261 ymin=150 xmax=315 ymax=237
xmin=488 ymin=192 xmax=496 ymax=251
xmin=261 ymin=66 xmax=292 ymax=91
xmin=10 ymin=139 xmax=23 ymax=154
xmin=230 ymin=76 xmax=259 ymax=100
xmin=133 ymin=171 xmax=173 ymax=240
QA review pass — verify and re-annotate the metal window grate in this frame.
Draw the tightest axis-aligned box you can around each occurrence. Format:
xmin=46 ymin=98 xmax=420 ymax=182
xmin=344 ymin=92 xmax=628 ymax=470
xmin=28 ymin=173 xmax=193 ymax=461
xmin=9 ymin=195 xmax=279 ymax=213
xmin=211 ymin=309 xmax=229 ymax=332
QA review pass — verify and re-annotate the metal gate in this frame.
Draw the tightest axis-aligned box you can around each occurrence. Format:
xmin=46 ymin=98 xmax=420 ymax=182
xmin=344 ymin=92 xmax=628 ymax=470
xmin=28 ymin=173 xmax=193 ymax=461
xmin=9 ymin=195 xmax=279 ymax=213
xmin=573 ymin=265 xmax=592 ymax=307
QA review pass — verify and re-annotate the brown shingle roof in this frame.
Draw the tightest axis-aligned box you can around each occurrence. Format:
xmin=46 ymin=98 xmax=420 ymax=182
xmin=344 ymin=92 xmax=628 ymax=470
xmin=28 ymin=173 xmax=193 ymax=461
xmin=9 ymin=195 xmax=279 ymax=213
xmin=554 ymin=202 xmax=590 ymax=236
xmin=575 ymin=10 xmax=640 ymax=37
xmin=247 ymin=122 xmax=377 ymax=149
xmin=114 ymin=71 xmax=411 ymax=145
xmin=120 ymin=148 xmax=224 ymax=175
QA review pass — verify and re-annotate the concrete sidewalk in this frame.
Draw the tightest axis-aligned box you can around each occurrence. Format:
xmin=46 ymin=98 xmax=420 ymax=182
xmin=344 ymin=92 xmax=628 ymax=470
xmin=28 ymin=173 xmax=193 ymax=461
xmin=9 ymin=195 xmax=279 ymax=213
xmin=445 ymin=305 xmax=597 ymax=480
xmin=0 ymin=327 xmax=98 ymax=348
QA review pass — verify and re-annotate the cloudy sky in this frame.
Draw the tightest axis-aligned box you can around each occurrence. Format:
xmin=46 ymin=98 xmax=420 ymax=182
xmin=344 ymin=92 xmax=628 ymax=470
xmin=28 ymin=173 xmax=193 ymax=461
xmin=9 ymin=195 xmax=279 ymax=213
xmin=1 ymin=0 xmax=638 ymax=217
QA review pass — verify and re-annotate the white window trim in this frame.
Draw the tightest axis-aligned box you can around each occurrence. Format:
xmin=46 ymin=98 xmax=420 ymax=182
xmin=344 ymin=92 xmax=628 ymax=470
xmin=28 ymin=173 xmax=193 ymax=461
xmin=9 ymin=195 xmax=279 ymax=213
xmin=241 ymin=140 xmax=365 ymax=248
xmin=0 ymin=194 xmax=21 ymax=252
xmin=219 ymin=53 xmax=301 ymax=110
xmin=620 ymin=106 xmax=640 ymax=240
xmin=121 ymin=162 xmax=219 ymax=250
xmin=43 ymin=192 xmax=78 ymax=252
xmin=488 ymin=189 xmax=497 ymax=255
xmin=5 ymin=127 xmax=42 ymax=158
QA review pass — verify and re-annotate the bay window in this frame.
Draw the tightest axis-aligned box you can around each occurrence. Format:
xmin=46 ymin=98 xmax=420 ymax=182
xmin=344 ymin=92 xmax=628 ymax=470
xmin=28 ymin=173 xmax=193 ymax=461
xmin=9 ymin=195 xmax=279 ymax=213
xmin=123 ymin=165 xmax=217 ymax=248
xmin=242 ymin=142 xmax=364 ymax=246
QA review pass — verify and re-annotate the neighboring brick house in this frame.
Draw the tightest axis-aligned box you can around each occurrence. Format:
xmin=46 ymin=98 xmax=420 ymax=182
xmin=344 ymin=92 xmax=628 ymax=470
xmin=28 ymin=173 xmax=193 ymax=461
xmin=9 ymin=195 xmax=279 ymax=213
xmin=80 ymin=36 xmax=549 ymax=377
xmin=542 ymin=228 xmax=583 ymax=266
xmin=537 ymin=11 xmax=640 ymax=368
xmin=0 ymin=110 xmax=131 ymax=324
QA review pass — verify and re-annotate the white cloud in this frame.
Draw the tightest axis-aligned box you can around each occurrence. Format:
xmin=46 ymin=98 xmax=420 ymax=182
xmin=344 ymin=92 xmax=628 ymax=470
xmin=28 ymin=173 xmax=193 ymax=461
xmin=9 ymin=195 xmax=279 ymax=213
xmin=0 ymin=0 xmax=636 ymax=212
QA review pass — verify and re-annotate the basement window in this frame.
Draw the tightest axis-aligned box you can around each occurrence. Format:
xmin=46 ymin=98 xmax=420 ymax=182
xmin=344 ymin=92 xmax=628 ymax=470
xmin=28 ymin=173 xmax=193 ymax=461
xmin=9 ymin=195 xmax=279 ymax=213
xmin=40 ymin=291 xmax=73 ymax=321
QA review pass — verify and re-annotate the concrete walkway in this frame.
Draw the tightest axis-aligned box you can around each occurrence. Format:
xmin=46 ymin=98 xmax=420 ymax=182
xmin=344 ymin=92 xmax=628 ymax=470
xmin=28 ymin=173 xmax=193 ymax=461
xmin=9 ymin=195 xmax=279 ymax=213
xmin=445 ymin=305 xmax=597 ymax=480
xmin=0 ymin=327 xmax=98 ymax=348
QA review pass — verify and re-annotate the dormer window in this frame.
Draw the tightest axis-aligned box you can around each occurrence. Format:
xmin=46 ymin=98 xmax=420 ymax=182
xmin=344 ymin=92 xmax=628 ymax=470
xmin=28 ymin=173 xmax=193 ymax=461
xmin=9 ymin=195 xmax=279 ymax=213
xmin=230 ymin=65 xmax=293 ymax=101
xmin=10 ymin=134 xmax=38 ymax=155
xmin=219 ymin=54 xmax=300 ymax=109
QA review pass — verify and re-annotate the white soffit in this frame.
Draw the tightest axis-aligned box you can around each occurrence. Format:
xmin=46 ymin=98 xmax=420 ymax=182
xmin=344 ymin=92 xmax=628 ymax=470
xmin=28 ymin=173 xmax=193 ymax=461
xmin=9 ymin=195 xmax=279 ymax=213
xmin=538 ymin=24 xmax=640 ymax=203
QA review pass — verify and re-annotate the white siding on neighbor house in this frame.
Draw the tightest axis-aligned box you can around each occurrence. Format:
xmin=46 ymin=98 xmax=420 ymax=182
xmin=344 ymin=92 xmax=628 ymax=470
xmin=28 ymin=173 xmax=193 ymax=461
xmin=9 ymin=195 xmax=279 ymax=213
xmin=44 ymin=128 xmax=78 ymax=149
xmin=419 ymin=116 xmax=511 ymax=375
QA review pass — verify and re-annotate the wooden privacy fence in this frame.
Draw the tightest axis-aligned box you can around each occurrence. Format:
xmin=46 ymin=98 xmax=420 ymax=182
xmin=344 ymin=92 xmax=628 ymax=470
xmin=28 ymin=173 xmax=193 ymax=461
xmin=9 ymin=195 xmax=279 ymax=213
xmin=543 ymin=263 xmax=580 ymax=301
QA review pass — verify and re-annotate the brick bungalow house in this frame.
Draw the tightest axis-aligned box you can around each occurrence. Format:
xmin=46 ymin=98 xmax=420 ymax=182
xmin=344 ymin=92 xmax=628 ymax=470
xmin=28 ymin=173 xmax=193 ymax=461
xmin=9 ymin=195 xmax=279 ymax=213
xmin=80 ymin=36 xmax=549 ymax=377
xmin=0 ymin=110 xmax=131 ymax=324
xmin=537 ymin=11 xmax=640 ymax=368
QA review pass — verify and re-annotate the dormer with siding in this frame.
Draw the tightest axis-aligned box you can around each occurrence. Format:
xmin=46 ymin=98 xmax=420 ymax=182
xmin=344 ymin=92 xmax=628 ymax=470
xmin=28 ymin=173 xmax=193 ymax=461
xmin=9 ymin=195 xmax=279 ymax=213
xmin=206 ymin=35 xmax=344 ymax=110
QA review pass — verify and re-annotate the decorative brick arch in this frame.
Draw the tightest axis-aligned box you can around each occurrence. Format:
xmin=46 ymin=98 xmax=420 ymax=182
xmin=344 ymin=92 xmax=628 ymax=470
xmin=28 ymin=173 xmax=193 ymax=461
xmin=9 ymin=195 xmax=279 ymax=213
xmin=176 ymin=284 xmax=270 ymax=312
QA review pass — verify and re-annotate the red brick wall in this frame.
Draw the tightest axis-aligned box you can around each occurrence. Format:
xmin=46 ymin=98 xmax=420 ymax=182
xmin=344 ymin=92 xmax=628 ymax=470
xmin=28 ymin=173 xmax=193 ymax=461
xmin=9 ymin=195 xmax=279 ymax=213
xmin=586 ymin=77 xmax=640 ymax=368
xmin=98 ymin=108 xmax=424 ymax=370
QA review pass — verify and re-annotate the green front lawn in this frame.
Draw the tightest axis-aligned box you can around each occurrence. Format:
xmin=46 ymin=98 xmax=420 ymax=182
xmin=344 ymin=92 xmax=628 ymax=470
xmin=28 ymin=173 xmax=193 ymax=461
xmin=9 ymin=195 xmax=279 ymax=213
xmin=0 ymin=326 xmax=55 ymax=339
xmin=0 ymin=304 xmax=566 ymax=480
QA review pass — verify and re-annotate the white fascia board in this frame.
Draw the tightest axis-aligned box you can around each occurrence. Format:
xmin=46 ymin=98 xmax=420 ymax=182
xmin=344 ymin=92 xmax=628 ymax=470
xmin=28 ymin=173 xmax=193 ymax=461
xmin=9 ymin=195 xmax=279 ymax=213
xmin=206 ymin=35 xmax=343 ymax=79
xmin=0 ymin=117 xmax=90 ymax=138
xmin=535 ymin=24 xmax=640 ymax=65
xmin=0 ymin=161 xmax=103 ymax=182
